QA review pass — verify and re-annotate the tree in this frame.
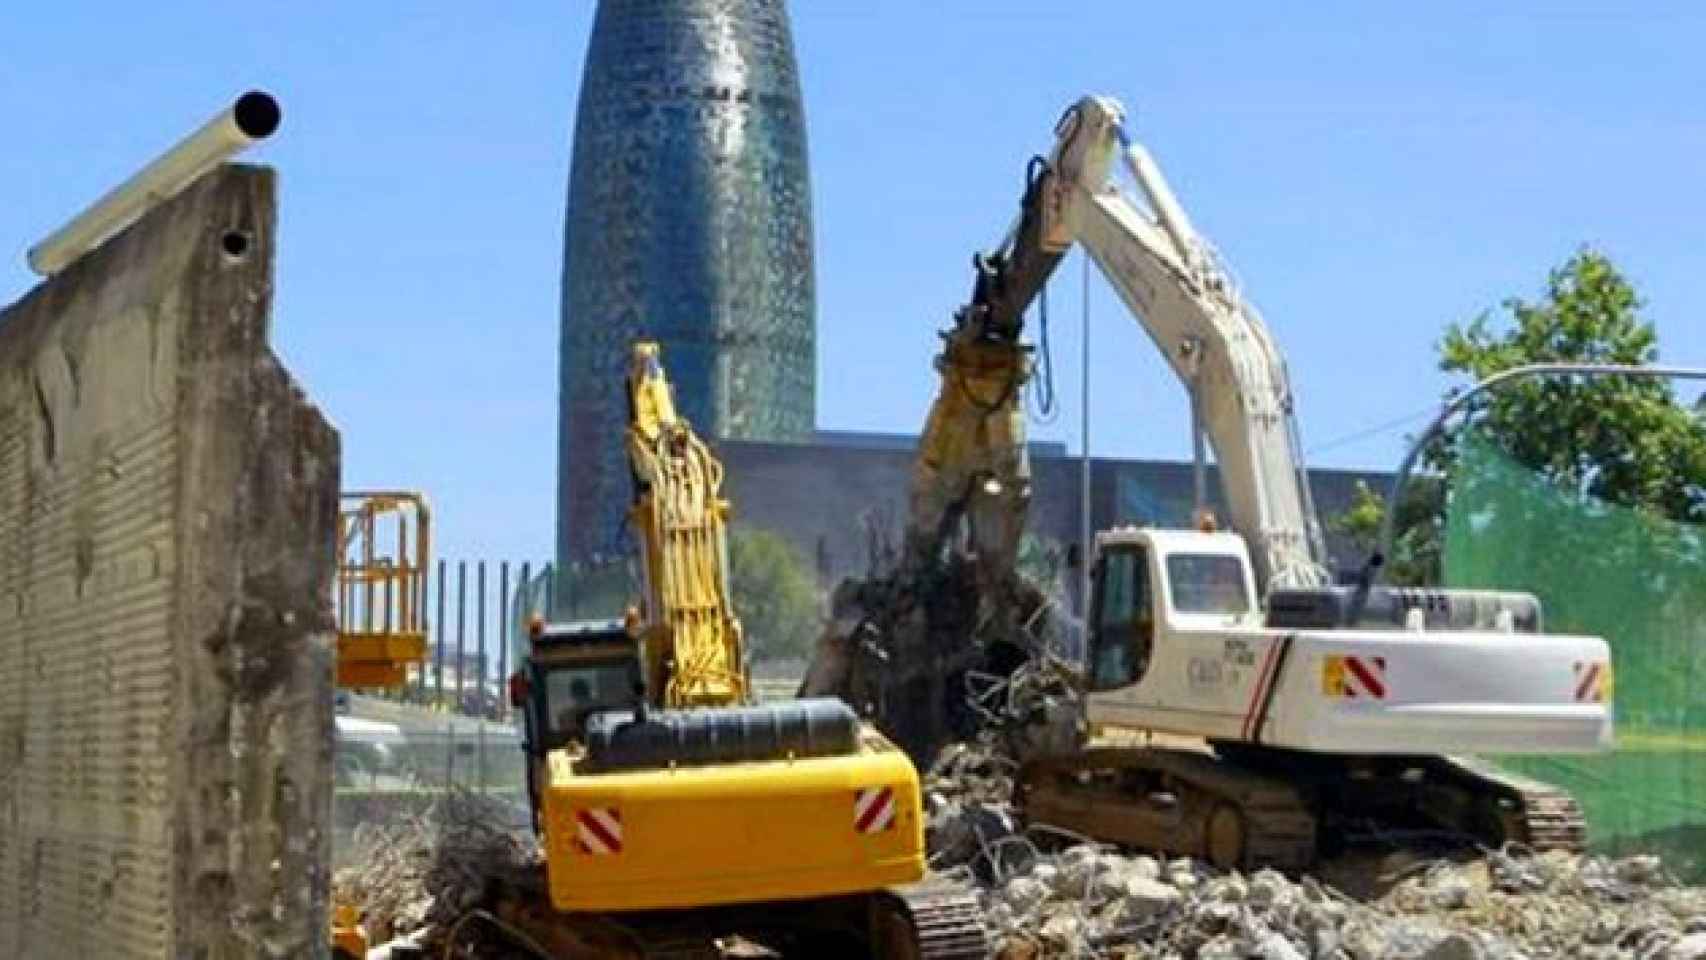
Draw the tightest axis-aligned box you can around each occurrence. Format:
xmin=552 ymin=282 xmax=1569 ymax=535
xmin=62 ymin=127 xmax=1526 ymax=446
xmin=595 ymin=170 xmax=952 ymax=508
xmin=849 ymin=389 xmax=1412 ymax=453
xmin=1352 ymin=250 xmax=1706 ymax=586
xmin=1332 ymin=481 xmax=1385 ymax=557
xmin=1434 ymin=249 xmax=1706 ymax=524
xmin=727 ymin=524 xmax=823 ymax=663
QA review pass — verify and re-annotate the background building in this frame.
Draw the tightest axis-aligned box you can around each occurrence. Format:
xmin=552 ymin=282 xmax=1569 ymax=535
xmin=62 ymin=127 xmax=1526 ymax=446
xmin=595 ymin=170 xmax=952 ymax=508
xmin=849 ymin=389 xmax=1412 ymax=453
xmin=558 ymin=0 xmax=817 ymax=564
xmin=720 ymin=433 xmax=1390 ymax=589
xmin=553 ymin=2 xmax=1385 ymax=606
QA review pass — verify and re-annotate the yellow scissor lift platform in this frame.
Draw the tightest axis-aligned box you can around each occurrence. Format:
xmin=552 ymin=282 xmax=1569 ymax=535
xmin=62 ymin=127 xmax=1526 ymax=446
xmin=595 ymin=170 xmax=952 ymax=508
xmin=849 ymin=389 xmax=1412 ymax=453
xmin=336 ymin=491 xmax=430 ymax=689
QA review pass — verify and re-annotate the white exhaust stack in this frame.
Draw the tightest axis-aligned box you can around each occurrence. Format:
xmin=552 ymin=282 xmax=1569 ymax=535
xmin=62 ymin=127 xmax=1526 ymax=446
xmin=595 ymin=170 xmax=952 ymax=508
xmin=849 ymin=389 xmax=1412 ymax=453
xmin=27 ymin=90 xmax=281 ymax=277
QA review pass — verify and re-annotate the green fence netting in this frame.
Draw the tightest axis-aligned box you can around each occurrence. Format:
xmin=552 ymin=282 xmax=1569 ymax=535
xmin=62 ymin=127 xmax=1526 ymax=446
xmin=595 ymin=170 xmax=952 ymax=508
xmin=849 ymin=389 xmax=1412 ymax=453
xmin=1443 ymin=435 xmax=1706 ymax=879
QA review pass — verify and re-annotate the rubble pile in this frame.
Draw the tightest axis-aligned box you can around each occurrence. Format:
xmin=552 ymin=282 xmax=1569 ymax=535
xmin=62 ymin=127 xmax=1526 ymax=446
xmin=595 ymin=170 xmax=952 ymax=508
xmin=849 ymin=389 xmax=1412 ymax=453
xmin=968 ymin=842 xmax=1706 ymax=959
xmin=802 ymin=534 xmax=1082 ymax=768
xmin=1377 ymin=851 xmax=1706 ymax=959
xmin=924 ymin=740 xmax=1706 ymax=959
xmin=329 ymin=748 xmax=1706 ymax=958
xmin=333 ymin=789 xmax=540 ymax=950
xmin=926 ymin=733 xmax=1025 ymax=873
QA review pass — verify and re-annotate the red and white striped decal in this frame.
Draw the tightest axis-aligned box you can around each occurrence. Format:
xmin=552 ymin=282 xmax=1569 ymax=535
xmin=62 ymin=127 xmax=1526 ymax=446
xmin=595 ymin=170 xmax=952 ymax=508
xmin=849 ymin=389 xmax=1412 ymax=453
xmin=1340 ymin=655 xmax=1388 ymax=700
xmin=1240 ymin=640 xmax=1286 ymax=739
xmin=574 ymin=807 xmax=623 ymax=856
xmin=854 ymin=786 xmax=896 ymax=834
xmin=1573 ymin=661 xmax=1606 ymax=703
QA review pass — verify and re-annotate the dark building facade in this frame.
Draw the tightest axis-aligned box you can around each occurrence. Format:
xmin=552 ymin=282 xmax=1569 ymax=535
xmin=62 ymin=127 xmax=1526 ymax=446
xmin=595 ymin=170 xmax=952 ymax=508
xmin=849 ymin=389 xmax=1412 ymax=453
xmin=719 ymin=436 xmax=1391 ymax=588
xmin=558 ymin=0 xmax=817 ymax=564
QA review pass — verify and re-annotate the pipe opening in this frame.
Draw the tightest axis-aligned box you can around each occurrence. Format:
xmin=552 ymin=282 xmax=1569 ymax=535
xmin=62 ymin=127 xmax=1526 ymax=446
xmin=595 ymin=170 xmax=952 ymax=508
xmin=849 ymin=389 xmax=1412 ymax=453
xmin=220 ymin=230 xmax=251 ymax=261
xmin=233 ymin=91 xmax=281 ymax=140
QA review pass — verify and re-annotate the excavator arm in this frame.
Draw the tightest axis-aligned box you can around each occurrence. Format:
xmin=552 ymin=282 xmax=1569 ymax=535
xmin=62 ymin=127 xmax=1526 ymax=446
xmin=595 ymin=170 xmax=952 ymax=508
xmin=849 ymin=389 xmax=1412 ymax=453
xmin=808 ymin=95 xmax=1333 ymax=764
xmin=910 ymin=95 xmax=1328 ymax=594
xmin=625 ymin=341 xmax=749 ymax=707
xmin=902 ymin=164 xmax=1056 ymax=590
xmin=978 ymin=95 xmax=1329 ymax=591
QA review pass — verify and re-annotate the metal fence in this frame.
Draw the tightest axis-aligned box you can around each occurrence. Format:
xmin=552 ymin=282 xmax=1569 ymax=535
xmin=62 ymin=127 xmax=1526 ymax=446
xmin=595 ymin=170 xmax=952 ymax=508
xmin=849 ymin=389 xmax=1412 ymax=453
xmin=361 ymin=559 xmax=551 ymax=722
xmin=331 ymin=558 xmax=813 ymax=863
xmin=332 ymin=698 xmax=531 ymax=866
xmin=369 ymin=556 xmax=800 ymax=719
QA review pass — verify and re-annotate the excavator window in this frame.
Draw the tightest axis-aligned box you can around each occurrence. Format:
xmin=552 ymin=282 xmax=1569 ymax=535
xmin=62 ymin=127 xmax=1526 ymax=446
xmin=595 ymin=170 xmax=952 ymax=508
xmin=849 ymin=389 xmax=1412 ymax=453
xmin=1089 ymin=545 xmax=1155 ymax=691
xmin=537 ymin=657 xmax=641 ymax=744
xmin=1165 ymin=553 xmax=1252 ymax=615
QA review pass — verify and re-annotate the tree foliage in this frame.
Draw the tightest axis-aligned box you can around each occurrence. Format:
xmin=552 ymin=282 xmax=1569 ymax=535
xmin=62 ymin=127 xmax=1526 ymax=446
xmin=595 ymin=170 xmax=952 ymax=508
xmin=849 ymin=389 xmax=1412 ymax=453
xmin=1331 ymin=481 xmax=1385 ymax=556
xmin=1329 ymin=479 xmax=1441 ymax=586
xmin=727 ymin=524 xmax=823 ymax=663
xmin=1434 ymin=249 xmax=1706 ymax=524
xmin=1337 ymin=250 xmax=1706 ymax=585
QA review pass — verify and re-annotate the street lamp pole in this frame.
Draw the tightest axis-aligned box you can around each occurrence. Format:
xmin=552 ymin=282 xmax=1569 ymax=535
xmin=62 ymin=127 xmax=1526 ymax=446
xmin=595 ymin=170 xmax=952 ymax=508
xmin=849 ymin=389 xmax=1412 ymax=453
xmin=1364 ymin=361 xmax=1706 ymax=589
xmin=1079 ymin=253 xmax=1093 ymax=627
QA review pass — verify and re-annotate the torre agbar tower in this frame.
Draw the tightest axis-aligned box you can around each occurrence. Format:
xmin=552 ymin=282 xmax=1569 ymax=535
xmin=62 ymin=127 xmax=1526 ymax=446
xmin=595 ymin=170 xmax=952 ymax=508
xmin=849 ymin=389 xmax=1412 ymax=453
xmin=557 ymin=0 xmax=817 ymax=567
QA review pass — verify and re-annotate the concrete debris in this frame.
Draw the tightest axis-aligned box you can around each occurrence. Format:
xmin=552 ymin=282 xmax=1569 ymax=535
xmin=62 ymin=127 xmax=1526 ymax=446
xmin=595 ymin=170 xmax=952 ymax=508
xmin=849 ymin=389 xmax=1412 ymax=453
xmin=802 ymin=540 xmax=1083 ymax=768
xmin=963 ymin=841 xmax=1706 ymax=958
xmin=925 ymin=730 xmax=1027 ymax=880
xmin=332 ymin=789 xmax=539 ymax=951
xmin=920 ymin=730 xmax=1706 ymax=957
xmin=322 ymin=740 xmax=1705 ymax=960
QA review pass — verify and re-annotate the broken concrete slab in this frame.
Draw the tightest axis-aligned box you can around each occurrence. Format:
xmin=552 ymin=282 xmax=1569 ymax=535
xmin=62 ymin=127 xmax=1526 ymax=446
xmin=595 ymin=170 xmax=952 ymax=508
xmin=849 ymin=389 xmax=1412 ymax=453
xmin=0 ymin=164 xmax=339 ymax=958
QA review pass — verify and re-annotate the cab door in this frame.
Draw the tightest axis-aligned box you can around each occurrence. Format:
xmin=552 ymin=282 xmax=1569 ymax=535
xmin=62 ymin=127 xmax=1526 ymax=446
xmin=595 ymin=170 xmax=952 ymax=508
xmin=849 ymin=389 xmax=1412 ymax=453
xmin=1086 ymin=542 xmax=1156 ymax=693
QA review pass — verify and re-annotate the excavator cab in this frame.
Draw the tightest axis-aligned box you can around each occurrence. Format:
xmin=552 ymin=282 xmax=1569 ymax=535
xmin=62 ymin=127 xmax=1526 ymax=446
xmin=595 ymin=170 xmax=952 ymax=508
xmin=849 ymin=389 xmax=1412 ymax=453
xmin=1086 ymin=529 xmax=1263 ymax=693
xmin=512 ymin=618 xmax=642 ymax=824
xmin=517 ymin=620 xmax=641 ymax=744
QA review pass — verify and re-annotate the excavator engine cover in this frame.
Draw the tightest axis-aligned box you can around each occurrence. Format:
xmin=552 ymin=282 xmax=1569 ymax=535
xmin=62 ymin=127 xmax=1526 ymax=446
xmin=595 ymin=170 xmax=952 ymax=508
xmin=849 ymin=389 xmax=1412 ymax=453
xmin=584 ymin=698 xmax=862 ymax=772
xmin=541 ymin=728 xmax=924 ymax=912
xmin=1266 ymin=585 xmax=1542 ymax=633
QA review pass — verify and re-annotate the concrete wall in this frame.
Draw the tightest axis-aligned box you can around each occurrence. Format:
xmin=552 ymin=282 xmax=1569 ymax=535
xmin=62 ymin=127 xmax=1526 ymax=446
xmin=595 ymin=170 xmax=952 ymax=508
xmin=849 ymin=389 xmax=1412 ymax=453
xmin=0 ymin=166 xmax=339 ymax=958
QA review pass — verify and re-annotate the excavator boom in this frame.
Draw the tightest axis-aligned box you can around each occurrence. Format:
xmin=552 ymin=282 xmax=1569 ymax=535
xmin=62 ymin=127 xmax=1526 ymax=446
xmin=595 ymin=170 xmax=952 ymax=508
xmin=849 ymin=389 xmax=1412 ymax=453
xmin=1002 ymin=96 xmax=1329 ymax=591
xmin=897 ymin=96 xmax=1330 ymax=620
xmin=625 ymin=342 xmax=748 ymax=707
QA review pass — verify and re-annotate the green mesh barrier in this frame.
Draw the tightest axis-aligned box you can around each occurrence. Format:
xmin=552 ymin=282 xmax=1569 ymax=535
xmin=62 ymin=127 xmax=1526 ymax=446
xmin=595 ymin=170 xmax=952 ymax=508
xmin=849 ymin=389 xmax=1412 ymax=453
xmin=1443 ymin=435 xmax=1706 ymax=879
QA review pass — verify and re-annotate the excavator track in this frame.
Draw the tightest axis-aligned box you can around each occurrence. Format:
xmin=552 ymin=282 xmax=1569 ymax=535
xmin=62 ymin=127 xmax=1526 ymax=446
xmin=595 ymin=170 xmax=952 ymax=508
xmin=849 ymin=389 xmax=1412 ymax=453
xmin=490 ymin=875 xmax=989 ymax=959
xmin=1427 ymin=757 xmax=1589 ymax=852
xmin=875 ymin=880 xmax=991 ymax=960
xmin=1019 ymin=744 xmax=1318 ymax=872
xmin=1019 ymin=742 xmax=1592 ymax=871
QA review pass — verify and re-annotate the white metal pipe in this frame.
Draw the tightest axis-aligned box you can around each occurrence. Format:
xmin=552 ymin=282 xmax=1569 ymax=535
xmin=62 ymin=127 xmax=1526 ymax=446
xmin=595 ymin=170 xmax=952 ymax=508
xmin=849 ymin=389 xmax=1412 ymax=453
xmin=27 ymin=90 xmax=281 ymax=276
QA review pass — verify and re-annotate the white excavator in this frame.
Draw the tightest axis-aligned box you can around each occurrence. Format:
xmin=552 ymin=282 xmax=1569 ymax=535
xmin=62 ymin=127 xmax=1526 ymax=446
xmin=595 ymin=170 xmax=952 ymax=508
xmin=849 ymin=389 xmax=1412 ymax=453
xmin=810 ymin=95 xmax=1613 ymax=869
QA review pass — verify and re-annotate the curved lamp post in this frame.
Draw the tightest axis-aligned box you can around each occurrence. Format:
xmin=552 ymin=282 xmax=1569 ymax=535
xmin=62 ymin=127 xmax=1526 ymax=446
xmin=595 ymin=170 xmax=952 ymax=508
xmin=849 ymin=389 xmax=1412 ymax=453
xmin=1361 ymin=362 xmax=1706 ymax=592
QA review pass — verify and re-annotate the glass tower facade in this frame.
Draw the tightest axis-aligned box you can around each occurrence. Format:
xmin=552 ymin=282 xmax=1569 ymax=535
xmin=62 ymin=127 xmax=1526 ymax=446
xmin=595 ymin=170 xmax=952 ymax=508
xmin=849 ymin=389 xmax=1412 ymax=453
xmin=558 ymin=0 xmax=816 ymax=566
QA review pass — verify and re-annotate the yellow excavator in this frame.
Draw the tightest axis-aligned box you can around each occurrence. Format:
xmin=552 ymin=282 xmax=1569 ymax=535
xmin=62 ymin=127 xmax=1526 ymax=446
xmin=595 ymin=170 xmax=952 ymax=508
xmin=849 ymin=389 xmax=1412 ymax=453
xmin=502 ymin=342 xmax=986 ymax=957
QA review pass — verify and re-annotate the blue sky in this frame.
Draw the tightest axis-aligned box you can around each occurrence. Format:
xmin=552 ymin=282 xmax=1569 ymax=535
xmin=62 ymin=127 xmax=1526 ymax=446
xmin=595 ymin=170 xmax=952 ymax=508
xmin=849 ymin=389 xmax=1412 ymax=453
xmin=3 ymin=2 xmax=1704 ymax=564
